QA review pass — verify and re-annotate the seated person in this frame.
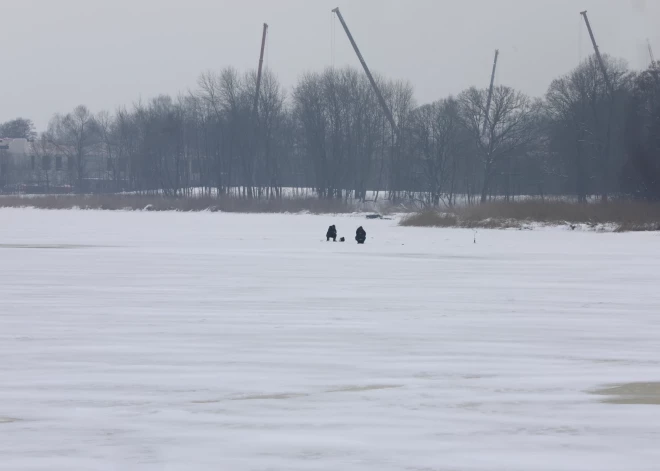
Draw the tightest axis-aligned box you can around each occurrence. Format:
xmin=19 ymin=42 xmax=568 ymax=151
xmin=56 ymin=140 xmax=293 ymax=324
xmin=326 ymin=225 xmax=337 ymax=242
xmin=355 ymin=226 xmax=366 ymax=244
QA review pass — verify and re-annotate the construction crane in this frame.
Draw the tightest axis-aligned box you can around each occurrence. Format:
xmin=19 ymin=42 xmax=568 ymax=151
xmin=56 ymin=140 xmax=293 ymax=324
xmin=580 ymin=11 xmax=612 ymax=95
xmin=648 ymin=39 xmax=656 ymax=65
xmin=331 ymin=7 xmax=399 ymax=140
xmin=482 ymin=49 xmax=499 ymax=137
xmin=253 ymin=23 xmax=268 ymax=118
xmin=580 ymin=10 xmax=614 ymax=202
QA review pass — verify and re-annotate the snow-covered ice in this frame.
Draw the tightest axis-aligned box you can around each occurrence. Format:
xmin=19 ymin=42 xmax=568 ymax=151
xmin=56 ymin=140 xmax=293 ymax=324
xmin=1 ymin=209 xmax=659 ymax=471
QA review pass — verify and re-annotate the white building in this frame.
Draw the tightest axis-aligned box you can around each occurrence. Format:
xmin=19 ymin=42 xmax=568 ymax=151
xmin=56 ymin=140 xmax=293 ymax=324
xmin=0 ymin=137 xmax=72 ymax=192
xmin=0 ymin=137 xmax=29 ymax=157
xmin=0 ymin=138 xmax=29 ymax=183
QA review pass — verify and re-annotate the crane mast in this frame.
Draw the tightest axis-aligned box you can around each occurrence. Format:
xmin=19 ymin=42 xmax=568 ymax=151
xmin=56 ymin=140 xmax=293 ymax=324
xmin=253 ymin=23 xmax=268 ymax=118
xmin=331 ymin=7 xmax=399 ymax=139
xmin=482 ymin=49 xmax=499 ymax=136
xmin=580 ymin=11 xmax=612 ymax=95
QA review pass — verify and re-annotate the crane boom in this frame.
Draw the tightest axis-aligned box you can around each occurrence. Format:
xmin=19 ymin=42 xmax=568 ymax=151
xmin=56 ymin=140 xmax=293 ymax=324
xmin=332 ymin=7 xmax=398 ymax=138
xmin=482 ymin=49 xmax=499 ymax=136
xmin=580 ymin=11 xmax=612 ymax=95
xmin=580 ymin=10 xmax=614 ymax=202
xmin=253 ymin=23 xmax=268 ymax=118
xmin=648 ymin=39 xmax=656 ymax=65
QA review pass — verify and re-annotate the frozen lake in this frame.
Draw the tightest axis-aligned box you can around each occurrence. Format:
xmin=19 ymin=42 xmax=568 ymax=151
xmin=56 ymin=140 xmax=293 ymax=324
xmin=1 ymin=209 xmax=659 ymax=471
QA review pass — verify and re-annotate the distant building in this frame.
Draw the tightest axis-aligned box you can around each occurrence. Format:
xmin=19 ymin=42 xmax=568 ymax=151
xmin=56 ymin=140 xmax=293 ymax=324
xmin=0 ymin=138 xmax=30 ymax=188
xmin=0 ymin=137 xmax=71 ymax=193
xmin=0 ymin=136 xmax=124 ymax=194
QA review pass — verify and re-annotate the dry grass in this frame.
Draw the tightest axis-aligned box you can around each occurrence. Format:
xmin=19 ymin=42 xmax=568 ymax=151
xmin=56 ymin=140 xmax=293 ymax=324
xmin=0 ymin=194 xmax=361 ymax=214
xmin=400 ymin=200 xmax=660 ymax=232
xmin=4 ymin=195 xmax=658 ymax=231
xmin=399 ymin=211 xmax=459 ymax=228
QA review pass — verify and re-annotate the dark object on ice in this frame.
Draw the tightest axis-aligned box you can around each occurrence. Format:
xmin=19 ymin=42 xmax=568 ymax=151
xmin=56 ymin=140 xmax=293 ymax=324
xmin=326 ymin=225 xmax=337 ymax=242
xmin=355 ymin=226 xmax=366 ymax=244
xmin=340 ymin=237 xmax=345 ymax=242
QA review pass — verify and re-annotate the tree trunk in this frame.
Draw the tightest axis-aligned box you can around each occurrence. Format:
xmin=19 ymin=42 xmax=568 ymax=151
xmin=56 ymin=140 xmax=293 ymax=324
xmin=480 ymin=167 xmax=492 ymax=203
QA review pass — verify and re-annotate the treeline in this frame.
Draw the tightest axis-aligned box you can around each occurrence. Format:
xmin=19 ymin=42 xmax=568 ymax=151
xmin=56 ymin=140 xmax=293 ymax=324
xmin=3 ymin=56 xmax=660 ymax=204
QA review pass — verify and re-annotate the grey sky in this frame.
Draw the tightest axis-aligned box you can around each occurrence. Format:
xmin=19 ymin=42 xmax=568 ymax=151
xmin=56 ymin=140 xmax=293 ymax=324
xmin=3 ymin=0 xmax=658 ymax=131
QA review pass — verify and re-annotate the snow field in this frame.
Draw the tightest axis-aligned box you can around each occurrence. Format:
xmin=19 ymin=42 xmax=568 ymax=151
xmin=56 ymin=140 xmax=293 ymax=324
xmin=0 ymin=209 xmax=659 ymax=470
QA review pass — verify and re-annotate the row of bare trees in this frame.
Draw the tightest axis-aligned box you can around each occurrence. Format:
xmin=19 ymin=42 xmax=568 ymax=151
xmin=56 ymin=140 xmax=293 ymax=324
xmin=3 ymin=55 xmax=659 ymax=203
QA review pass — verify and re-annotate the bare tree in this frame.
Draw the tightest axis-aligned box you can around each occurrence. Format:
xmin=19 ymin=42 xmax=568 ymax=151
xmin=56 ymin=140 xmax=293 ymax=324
xmin=48 ymin=105 xmax=101 ymax=192
xmin=621 ymin=62 xmax=660 ymax=200
xmin=293 ymin=67 xmax=395 ymax=200
xmin=545 ymin=55 xmax=631 ymax=201
xmin=0 ymin=118 xmax=37 ymax=140
xmin=459 ymin=86 xmax=540 ymax=203
xmin=255 ymin=70 xmax=287 ymax=198
xmin=385 ymin=78 xmax=416 ymax=201
xmin=410 ymin=98 xmax=464 ymax=206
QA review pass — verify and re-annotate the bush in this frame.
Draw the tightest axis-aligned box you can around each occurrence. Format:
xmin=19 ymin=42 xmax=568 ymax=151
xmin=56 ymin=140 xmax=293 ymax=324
xmin=400 ymin=200 xmax=660 ymax=232
xmin=400 ymin=211 xmax=458 ymax=227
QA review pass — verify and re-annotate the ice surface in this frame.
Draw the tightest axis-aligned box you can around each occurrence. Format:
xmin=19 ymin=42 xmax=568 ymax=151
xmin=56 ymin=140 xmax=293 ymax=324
xmin=1 ymin=209 xmax=659 ymax=471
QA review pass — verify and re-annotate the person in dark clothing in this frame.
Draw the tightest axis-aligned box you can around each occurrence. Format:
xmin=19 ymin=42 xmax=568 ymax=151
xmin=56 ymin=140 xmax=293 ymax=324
xmin=326 ymin=225 xmax=337 ymax=242
xmin=355 ymin=226 xmax=366 ymax=244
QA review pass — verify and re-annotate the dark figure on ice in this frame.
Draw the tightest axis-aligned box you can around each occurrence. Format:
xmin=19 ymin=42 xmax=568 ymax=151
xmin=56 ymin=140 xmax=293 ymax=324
xmin=355 ymin=226 xmax=366 ymax=244
xmin=326 ymin=225 xmax=337 ymax=242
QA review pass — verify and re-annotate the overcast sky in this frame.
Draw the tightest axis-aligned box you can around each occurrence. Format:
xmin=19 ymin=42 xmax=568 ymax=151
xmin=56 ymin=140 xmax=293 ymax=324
xmin=2 ymin=0 xmax=658 ymax=131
